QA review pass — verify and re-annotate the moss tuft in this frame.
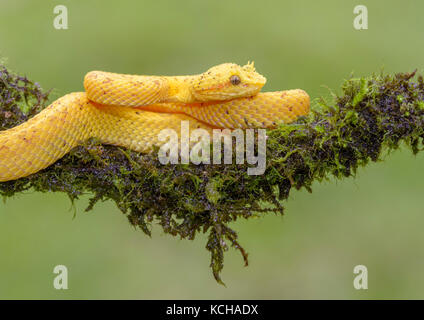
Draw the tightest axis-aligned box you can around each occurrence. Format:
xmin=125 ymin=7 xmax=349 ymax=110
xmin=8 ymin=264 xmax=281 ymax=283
xmin=1 ymin=64 xmax=424 ymax=284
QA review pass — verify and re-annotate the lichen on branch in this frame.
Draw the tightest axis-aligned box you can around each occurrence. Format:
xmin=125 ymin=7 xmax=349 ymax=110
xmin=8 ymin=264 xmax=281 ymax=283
xmin=1 ymin=63 xmax=423 ymax=284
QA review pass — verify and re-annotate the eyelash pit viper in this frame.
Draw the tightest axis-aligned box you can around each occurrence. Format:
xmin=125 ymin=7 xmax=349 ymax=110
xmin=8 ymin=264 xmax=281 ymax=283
xmin=0 ymin=62 xmax=310 ymax=182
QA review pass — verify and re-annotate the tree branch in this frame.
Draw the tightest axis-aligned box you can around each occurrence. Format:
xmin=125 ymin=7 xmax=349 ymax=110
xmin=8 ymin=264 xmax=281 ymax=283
xmin=1 ymin=64 xmax=423 ymax=284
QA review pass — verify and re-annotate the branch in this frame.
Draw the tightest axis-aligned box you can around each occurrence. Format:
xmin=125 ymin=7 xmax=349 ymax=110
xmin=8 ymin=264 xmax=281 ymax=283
xmin=1 ymin=63 xmax=423 ymax=284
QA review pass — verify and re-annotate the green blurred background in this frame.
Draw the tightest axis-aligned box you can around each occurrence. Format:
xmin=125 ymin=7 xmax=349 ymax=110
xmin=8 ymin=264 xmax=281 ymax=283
xmin=1 ymin=0 xmax=423 ymax=299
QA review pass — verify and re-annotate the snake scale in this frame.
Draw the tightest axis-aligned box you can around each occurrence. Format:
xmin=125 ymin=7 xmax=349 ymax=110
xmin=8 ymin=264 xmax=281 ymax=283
xmin=0 ymin=62 xmax=310 ymax=182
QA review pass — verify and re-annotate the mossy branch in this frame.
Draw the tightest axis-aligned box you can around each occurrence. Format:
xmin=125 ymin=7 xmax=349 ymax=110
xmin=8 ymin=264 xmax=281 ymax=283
xmin=1 ymin=64 xmax=423 ymax=284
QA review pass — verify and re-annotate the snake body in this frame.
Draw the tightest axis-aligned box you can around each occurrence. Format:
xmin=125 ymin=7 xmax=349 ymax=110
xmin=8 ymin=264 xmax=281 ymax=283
xmin=0 ymin=63 xmax=310 ymax=182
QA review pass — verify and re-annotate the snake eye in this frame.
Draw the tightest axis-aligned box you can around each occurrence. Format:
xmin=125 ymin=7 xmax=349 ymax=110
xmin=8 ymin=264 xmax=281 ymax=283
xmin=230 ymin=75 xmax=241 ymax=85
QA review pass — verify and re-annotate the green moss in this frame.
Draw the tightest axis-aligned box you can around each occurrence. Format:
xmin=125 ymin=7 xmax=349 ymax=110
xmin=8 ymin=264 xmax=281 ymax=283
xmin=1 ymin=64 xmax=424 ymax=284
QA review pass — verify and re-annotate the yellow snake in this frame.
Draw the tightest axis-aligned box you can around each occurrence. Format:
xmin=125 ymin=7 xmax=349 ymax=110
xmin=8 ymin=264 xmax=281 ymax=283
xmin=0 ymin=62 xmax=310 ymax=182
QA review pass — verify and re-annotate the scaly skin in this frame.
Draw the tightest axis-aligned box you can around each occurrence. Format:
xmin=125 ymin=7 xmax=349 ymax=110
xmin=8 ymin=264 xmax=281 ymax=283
xmin=0 ymin=63 xmax=310 ymax=182
xmin=84 ymin=62 xmax=267 ymax=105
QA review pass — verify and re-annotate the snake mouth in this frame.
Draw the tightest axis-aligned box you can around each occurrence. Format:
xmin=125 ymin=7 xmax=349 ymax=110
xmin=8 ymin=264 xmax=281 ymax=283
xmin=195 ymin=81 xmax=265 ymax=100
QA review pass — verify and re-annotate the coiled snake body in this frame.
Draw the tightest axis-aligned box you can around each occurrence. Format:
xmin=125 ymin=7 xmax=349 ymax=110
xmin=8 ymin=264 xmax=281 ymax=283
xmin=0 ymin=63 xmax=309 ymax=182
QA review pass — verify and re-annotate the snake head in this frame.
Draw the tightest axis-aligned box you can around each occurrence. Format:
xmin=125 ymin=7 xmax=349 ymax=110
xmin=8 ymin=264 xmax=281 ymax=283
xmin=191 ymin=62 xmax=266 ymax=101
